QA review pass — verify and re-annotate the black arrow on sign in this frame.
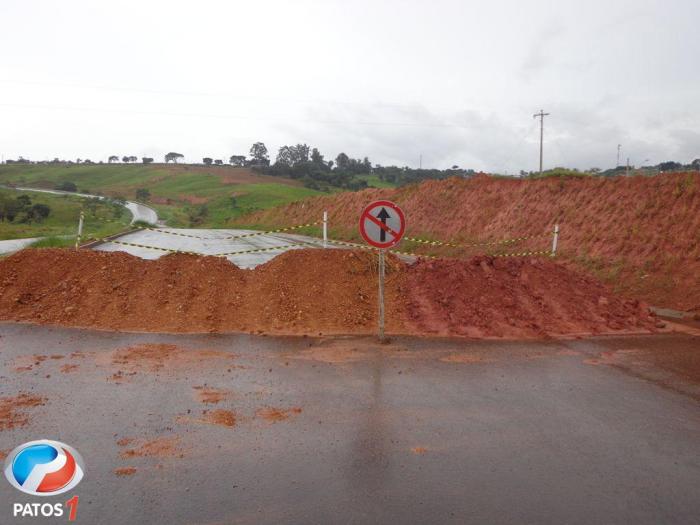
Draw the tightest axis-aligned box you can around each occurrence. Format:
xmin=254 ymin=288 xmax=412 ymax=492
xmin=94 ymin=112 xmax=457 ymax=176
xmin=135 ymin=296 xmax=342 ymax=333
xmin=376 ymin=207 xmax=391 ymax=242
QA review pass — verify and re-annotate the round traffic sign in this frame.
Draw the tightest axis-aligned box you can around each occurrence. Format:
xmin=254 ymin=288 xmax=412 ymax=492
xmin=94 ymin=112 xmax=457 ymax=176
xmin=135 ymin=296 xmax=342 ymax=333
xmin=359 ymin=200 xmax=406 ymax=249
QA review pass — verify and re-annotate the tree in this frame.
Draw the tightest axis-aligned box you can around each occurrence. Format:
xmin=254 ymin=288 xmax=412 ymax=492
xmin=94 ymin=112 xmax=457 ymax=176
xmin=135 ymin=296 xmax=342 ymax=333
xmin=310 ymin=148 xmax=325 ymax=166
xmin=249 ymin=142 xmax=269 ymax=166
xmin=203 ymin=157 xmax=213 ymax=165
xmin=29 ymin=203 xmax=51 ymax=221
xmin=335 ymin=153 xmax=350 ymax=171
xmin=229 ymin=155 xmax=246 ymax=167
xmin=658 ymin=161 xmax=682 ymax=172
xmin=142 ymin=157 xmax=154 ymax=164
xmin=165 ymin=152 xmax=184 ymax=163
xmin=122 ymin=156 xmax=130 ymax=163
xmin=129 ymin=156 xmax=137 ymax=163
xmin=214 ymin=159 xmax=223 ymax=165
xmin=691 ymin=159 xmax=700 ymax=169
xmin=135 ymin=188 xmax=151 ymax=201
xmin=56 ymin=181 xmax=78 ymax=192
xmin=108 ymin=155 xmax=119 ymax=163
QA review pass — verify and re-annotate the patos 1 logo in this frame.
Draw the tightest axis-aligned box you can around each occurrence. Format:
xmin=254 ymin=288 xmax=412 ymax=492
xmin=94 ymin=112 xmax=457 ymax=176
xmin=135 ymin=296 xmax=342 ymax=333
xmin=4 ymin=440 xmax=84 ymax=520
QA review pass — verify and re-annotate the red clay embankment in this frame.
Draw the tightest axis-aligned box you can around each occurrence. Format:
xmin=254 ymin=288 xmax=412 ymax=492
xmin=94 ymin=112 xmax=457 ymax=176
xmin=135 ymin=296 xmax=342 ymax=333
xmin=0 ymin=249 xmax=655 ymax=338
xmin=241 ymin=173 xmax=700 ymax=313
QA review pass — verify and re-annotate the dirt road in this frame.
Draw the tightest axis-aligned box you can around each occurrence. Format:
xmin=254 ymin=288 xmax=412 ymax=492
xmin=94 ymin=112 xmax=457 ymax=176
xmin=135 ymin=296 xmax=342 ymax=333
xmin=0 ymin=324 xmax=698 ymax=524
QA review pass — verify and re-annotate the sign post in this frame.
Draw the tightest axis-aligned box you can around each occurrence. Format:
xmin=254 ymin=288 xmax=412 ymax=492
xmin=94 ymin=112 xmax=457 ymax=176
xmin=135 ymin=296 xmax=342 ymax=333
xmin=75 ymin=211 xmax=84 ymax=250
xmin=359 ymin=200 xmax=406 ymax=342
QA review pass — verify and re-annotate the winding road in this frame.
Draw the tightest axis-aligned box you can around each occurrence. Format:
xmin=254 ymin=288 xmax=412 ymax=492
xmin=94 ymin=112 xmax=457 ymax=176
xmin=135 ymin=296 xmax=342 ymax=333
xmin=2 ymin=185 xmax=159 ymax=224
xmin=0 ymin=185 xmax=160 ymax=255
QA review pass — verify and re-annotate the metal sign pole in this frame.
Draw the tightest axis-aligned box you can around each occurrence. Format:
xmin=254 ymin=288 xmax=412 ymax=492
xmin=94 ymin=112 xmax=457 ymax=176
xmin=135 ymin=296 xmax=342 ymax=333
xmin=378 ymin=249 xmax=386 ymax=342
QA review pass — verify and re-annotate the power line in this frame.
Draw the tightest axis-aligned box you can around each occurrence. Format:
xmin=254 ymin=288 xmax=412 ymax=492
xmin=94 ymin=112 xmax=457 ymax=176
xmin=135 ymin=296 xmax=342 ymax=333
xmin=0 ymin=101 xmax=480 ymax=130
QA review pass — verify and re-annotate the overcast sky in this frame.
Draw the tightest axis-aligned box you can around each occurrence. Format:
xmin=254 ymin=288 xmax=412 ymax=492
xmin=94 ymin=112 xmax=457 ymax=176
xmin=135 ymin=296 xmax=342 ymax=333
xmin=1 ymin=0 xmax=699 ymax=172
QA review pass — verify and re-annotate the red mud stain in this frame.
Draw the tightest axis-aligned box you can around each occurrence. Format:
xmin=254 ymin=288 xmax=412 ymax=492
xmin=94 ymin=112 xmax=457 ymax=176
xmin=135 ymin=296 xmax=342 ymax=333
xmin=439 ymin=354 xmax=489 ymax=364
xmin=114 ymin=467 xmax=137 ymax=476
xmin=119 ymin=437 xmax=183 ymax=459
xmin=111 ymin=344 xmax=237 ymax=374
xmin=287 ymin=339 xmax=412 ymax=364
xmin=557 ymin=349 xmax=581 ymax=356
xmin=60 ymin=364 xmax=79 ymax=373
xmin=256 ymin=407 xmax=302 ymax=423
xmin=0 ymin=393 xmax=46 ymax=431
xmin=193 ymin=386 xmax=232 ymax=404
xmin=14 ymin=366 xmax=33 ymax=372
xmin=176 ymin=409 xmax=237 ymax=428
xmin=411 ymin=447 xmax=428 ymax=455
xmin=50 ymin=355 xmax=64 ymax=360
xmin=0 ymin=450 xmax=7 ymax=460
xmin=116 ymin=437 xmax=134 ymax=447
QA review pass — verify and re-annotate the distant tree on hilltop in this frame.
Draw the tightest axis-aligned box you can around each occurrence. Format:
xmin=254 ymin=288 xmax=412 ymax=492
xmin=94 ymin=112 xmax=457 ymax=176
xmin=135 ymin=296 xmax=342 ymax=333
xmin=229 ymin=155 xmax=246 ymax=167
xmin=108 ymin=155 xmax=119 ymax=163
xmin=203 ymin=157 xmax=213 ymax=166
xmin=142 ymin=157 xmax=154 ymax=164
xmin=165 ymin=152 xmax=184 ymax=163
xmin=214 ymin=159 xmax=223 ymax=165
xmin=249 ymin=142 xmax=269 ymax=166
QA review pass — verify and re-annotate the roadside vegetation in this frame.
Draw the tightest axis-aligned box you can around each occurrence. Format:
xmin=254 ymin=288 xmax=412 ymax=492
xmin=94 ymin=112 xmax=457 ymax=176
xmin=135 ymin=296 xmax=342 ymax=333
xmin=0 ymin=188 xmax=130 ymax=241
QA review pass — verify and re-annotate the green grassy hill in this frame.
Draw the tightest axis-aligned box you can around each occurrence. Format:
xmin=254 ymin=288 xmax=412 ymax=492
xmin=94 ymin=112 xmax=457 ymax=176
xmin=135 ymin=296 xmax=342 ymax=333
xmin=0 ymin=164 xmax=323 ymax=228
xmin=0 ymin=188 xmax=131 ymax=242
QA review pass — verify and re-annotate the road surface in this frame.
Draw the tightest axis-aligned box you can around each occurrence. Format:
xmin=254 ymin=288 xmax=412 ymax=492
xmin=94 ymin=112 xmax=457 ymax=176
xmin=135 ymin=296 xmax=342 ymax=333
xmin=0 ymin=324 xmax=698 ymax=524
xmin=93 ymin=228 xmax=333 ymax=268
xmin=0 ymin=237 xmax=42 ymax=255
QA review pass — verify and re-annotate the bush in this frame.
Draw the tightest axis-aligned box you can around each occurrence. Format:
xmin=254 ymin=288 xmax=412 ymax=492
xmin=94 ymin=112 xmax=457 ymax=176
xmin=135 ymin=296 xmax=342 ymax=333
xmin=55 ymin=181 xmax=78 ymax=192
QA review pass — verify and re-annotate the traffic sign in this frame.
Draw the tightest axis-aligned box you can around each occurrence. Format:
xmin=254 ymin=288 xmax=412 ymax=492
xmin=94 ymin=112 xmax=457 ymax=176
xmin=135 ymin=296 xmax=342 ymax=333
xmin=359 ymin=200 xmax=406 ymax=249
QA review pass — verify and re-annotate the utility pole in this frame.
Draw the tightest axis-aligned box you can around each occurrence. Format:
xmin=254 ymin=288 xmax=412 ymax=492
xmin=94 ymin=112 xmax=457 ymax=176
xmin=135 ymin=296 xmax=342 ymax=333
xmin=617 ymin=144 xmax=622 ymax=167
xmin=533 ymin=110 xmax=549 ymax=176
xmin=419 ymin=154 xmax=422 ymax=170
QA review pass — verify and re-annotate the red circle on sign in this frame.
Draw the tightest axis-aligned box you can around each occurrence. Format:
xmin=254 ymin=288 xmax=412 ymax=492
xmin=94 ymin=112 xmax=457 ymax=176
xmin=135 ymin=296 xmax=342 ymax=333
xmin=359 ymin=200 xmax=406 ymax=249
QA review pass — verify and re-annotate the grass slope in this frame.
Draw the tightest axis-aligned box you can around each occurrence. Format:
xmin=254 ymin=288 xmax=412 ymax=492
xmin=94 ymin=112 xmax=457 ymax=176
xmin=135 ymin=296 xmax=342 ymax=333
xmin=0 ymin=188 xmax=131 ymax=241
xmin=0 ymin=164 xmax=323 ymax=228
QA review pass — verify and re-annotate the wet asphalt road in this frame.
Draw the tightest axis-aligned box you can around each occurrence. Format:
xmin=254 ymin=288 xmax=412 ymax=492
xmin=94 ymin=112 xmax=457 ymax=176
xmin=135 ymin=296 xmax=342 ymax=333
xmin=93 ymin=229 xmax=329 ymax=269
xmin=0 ymin=324 xmax=698 ymax=524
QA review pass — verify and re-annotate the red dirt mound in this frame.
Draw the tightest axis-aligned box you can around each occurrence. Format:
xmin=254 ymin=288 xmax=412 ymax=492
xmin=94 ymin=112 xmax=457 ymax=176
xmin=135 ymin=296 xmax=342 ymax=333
xmin=241 ymin=173 xmax=700 ymax=313
xmin=0 ymin=248 xmax=655 ymax=338
xmin=403 ymin=256 xmax=651 ymax=338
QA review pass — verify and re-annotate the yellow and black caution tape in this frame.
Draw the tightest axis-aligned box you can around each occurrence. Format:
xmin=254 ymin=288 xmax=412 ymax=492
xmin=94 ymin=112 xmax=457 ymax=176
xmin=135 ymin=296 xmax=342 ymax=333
xmin=325 ymin=239 xmax=437 ymax=259
xmin=493 ymin=250 xmax=553 ymax=258
xmin=141 ymin=221 xmax=321 ymax=241
xmin=98 ymin=239 xmax=201 ymax=256
xmin=221 ymin=221 xmax=321 ymax=241
xmin=142 ymin=228 xmax=215 ymax=240
xmin=404 ymin=231 xmax=551 ymax=249
xmin=215 ymin=242 xmax=321 ymax=257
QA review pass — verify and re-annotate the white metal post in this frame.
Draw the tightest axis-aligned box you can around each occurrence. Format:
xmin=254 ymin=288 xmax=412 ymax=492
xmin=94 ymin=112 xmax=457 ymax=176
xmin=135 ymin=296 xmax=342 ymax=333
xmin=323 ymin=210 xmax=328 ymax=248
xmin=75 ymin=211 xmax=84 ymax=250
xmin=551 ymin=223 xmax=559 ymax=257
xmin=378 ymin=250 xmax=386 ymax=342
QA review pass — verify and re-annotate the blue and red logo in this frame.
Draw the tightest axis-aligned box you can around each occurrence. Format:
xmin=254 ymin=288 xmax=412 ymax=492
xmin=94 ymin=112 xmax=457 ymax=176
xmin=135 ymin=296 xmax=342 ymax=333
xmin=4 ymin=440 xmax=85 ymax=496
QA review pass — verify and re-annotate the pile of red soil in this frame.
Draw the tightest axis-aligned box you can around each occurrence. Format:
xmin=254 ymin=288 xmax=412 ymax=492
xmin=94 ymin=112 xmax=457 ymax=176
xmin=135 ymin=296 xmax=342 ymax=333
xmin=0 ymin=248 xmax=655 ymax=338
xmin=403 ymin=256 xmax=651 ymax=337
xmin=242 ymin=173 xmax=700 ymax=313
